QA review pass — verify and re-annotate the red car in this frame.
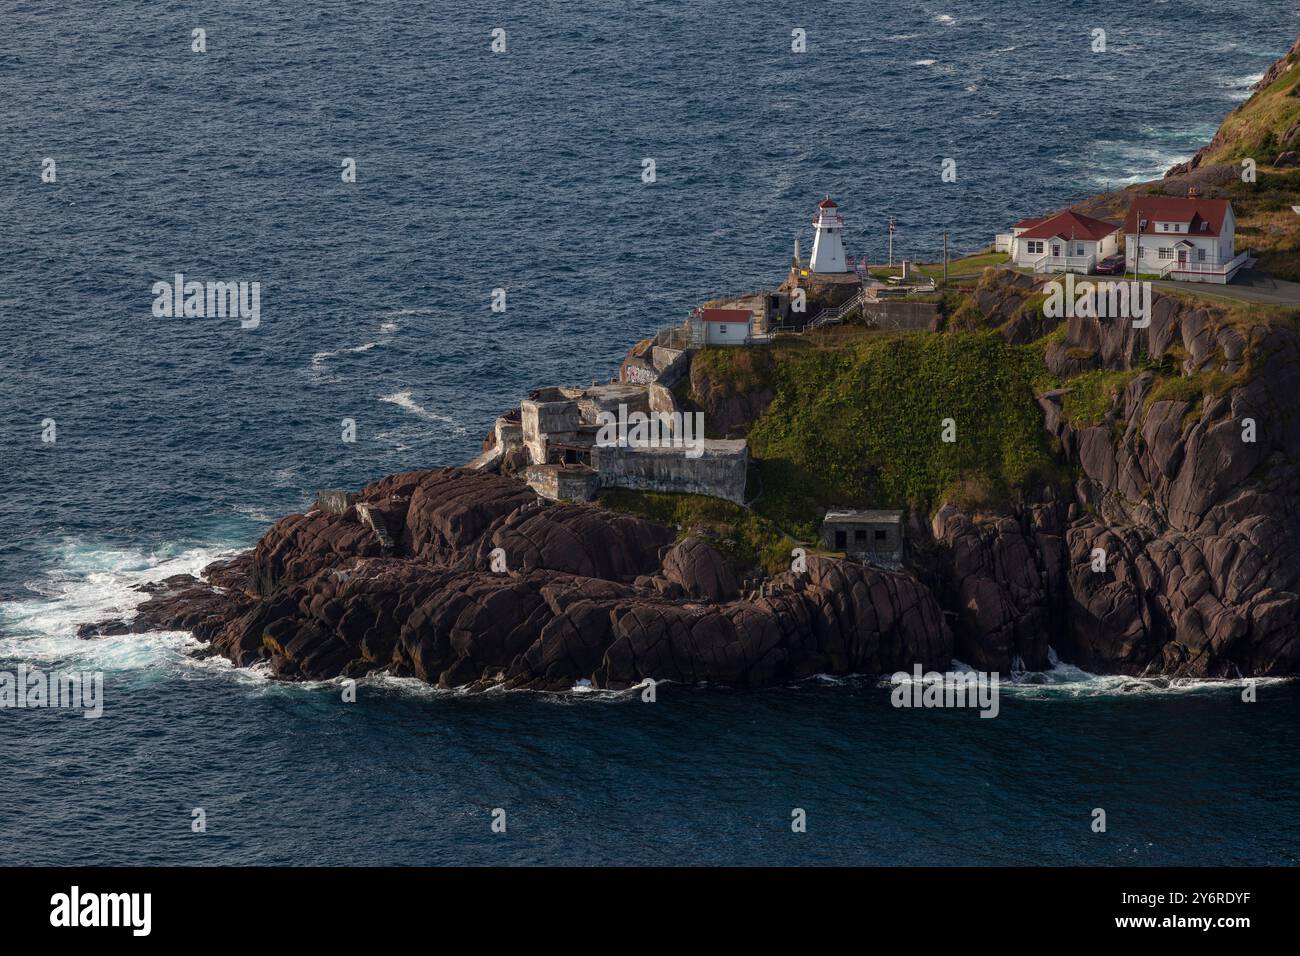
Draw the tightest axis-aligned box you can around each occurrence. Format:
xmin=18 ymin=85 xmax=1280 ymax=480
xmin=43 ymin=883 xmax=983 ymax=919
xmin=1094 ymin=254 xmax=1125 ymax=275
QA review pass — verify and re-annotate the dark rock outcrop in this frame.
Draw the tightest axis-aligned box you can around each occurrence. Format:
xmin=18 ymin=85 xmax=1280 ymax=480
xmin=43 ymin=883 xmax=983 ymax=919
xmin=86 ymin=469 xmax=953 ymax=690
xmin=1036 ymin=307 xmax=1300 ymax=677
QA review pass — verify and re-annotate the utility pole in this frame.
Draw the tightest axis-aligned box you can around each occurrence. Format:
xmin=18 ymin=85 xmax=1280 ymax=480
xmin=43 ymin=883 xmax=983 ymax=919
xmin=943 ymin=233 xmax=949 ymax=286
xmin=888 ymin=217 xmax=895 ymax=269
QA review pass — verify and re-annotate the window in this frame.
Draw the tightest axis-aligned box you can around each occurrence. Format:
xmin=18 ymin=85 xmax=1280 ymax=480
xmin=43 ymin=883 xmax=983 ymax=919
xmin=1159 ymin=248 xmax=1175 ymax=260
xmin=1026 ymin=240 xmax=1044 ymax=254
xmin=1074 ymin=243 xmax=1085 ymax=256
xmin=1197 ymin=247 xmax=1207 ymax=262
xmin=717 ymin=324 xmax=726 ymax=334
xmin=1200 ymin=222 xmax=1209 ymax=232
xmin=854 ymin=529 xmax=866 ymax=543
xmin=874 ymin=529 xmax=888 ymax=542
xmin=834 ymin=530 xmax=846 ymax=548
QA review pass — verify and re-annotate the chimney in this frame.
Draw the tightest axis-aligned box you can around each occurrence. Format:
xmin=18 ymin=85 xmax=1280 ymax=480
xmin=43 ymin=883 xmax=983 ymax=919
xmin=1188 ymin=185 xmax=1198 ymax=199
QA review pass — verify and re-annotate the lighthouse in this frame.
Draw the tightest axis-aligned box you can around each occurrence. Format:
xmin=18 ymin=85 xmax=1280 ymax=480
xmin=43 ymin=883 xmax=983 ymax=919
xmin=808 ymin=196 xmax=848 ymax=273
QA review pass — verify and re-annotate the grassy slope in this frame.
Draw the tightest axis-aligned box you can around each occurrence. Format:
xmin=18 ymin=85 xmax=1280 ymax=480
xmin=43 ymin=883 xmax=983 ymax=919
xmin=742 ymin=333 xmax=1060 ymax=529
xmin=602 ymin=331 xmax=1061 ymax=571
xmin=1201 ymin=59 xmax=1300 ymax=279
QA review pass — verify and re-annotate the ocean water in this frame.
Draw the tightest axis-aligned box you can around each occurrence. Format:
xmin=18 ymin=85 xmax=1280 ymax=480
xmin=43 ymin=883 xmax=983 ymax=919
xmin=1 ymin=1 xmax=1298 ymax=865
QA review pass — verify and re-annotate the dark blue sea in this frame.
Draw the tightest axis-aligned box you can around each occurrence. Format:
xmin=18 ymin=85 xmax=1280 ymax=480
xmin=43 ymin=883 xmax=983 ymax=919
xmin=2 ymin=1 xmax=1298 ymax=865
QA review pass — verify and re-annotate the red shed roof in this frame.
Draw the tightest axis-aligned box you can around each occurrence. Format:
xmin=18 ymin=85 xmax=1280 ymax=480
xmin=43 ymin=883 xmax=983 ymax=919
xmin=1124 ymin=196 xmax=1232 ymax=238
xmin=818 ymin=197 xmax=838 ymax=208
xmin=700 ymin=308 xmax=753 ymax=324
xmin=1017 ymin=210 xmax=1121 ymax=242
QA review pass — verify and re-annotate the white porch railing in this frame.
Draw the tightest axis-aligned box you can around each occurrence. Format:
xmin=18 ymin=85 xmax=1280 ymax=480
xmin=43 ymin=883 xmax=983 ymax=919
xmin=1033 ymin=253 xmax=1095 ymax=274
xmin=1160 ymin=249 xmax=1250 ymax=278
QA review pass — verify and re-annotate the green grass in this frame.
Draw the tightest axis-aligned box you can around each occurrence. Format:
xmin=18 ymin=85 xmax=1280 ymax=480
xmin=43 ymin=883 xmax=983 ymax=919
xmin=869 ymin=250 xmax=1011 ymax=283
xmin=1059 ymin=369 xmax=1138 ymax=428
xmin=597 ymin=488 xmax=799 ymax=575
xmin=741 ymin=331 xmax=1062 ymax=525
xmin=689 ymin=345 xmax=774 ymax=400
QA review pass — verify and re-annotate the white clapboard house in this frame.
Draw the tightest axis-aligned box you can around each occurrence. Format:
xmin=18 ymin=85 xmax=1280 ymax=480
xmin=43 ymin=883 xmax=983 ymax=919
xmin=1124 ymin=192 xmax=1246 ymax=283
xmin=999 ymin=210 xmax=1122 ymax=274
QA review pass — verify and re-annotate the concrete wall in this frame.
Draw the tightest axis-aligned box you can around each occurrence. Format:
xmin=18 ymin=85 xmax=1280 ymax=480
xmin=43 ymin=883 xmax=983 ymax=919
xmin=315 ymin=490 xmax=358 ymax=514
xmin=521 ymin=399 xmax=583 ymax=463
xmin=651 ymin=346 xmax=691 ymax=387
xmin=822 ymin=520 xmax=901 ymax=555
xmin=861 ymin=299 xmax=938 ymax=330
xmin=591 ymin=439 xmax=748 ymax=504
xmin=647 ymin=382 xmax=677 ymax=417
xmin=577 ymin=382 xmax=649 ymax=423
xmin=524 ymin=465 xmax=600 ymax=501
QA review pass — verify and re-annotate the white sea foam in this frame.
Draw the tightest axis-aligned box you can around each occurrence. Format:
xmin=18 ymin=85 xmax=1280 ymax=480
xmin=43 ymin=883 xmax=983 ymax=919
xmin=232 ymin=503 xmax=277 ymax=524
xmin=380 ymin=389 xmax=469 ymax=435
xmin=996 ymin=648 xmax=1288 ymax=699
xmin=310 ymin=341 xmax=378 ymax=380
xmin=0 ymin=541 xmax=241 ymax=672
xmin=914 ymin=59 xmax=938 ymax=67
xmin=1221 ymin=73 xmax=1264 ymax=100
xmin=934 ymin=14 xmax=957 ymax=27
xmin=1082 ymin=140 xmax=1194 ymax=187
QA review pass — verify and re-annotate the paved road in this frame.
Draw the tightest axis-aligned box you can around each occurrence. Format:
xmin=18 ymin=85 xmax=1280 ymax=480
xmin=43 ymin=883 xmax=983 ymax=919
xmin=1151 ymin=269 xmax=1300 ymax=307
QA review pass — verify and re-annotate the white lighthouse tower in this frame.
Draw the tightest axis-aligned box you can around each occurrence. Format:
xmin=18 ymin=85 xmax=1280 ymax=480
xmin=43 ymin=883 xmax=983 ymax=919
xmin=808 ymin=196 xmax=848 ymax=273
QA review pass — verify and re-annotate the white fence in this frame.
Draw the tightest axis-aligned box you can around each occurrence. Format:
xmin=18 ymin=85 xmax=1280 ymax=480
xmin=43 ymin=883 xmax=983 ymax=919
xmin=1159 ymin=249 xmax=1250 ymax=283
xmin=1033 ymin=253 xmax=1095 ymax=274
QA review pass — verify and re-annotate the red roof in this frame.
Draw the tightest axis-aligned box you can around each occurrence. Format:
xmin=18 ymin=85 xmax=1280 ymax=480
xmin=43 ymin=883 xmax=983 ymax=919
xmin=818 ymin=197 xmax=838 ymax=209
xmin=1016 ymin=210 xmax=1121 ymax=242
xmin=1013 ymin=216 xmax=1046 ymax=229
xmin=1124 ymin=196 xmax=1232 ymax=239
xmin=700 ymin=308 xmax=753 ymax=324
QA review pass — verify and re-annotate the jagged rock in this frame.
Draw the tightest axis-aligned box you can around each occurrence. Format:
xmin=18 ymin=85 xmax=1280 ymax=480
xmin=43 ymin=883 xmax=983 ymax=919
xmin=1040 ymin=298 xmax=1300 ymax=676
xmin=925 ymin=504 xmax=1063 ymax=672
xmin=662 ymin=536 xmax=740 ymax=602
xmin=83 ymin=471 xmax=953 ymax=690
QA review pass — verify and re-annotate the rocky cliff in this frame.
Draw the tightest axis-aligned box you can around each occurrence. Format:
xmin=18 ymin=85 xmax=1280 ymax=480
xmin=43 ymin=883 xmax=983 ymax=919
xmin=84 ymin=469 xmax=951 ymax=689
xmin=903 ymin=267 xmax=1300 ymax=677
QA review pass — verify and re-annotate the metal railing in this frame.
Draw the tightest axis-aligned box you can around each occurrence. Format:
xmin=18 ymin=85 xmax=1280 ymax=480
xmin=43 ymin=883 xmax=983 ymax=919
xmin=808 ymin=288 xmax=867 ymax=329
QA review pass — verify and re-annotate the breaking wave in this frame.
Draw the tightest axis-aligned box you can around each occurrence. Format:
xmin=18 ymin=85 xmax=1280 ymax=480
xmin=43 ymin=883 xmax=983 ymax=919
xmin=380 ymin=389 xmax=469 ymax=435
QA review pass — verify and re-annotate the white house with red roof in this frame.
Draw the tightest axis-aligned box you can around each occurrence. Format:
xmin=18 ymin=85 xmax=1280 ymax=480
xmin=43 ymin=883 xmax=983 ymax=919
xmin=688 ymin=307 xmax=753 ymax=346
xmin=1124 ymin=192 xmax=1245 ymax=283
xmin=1005 ymin=209 xmax=1122 ymax=274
